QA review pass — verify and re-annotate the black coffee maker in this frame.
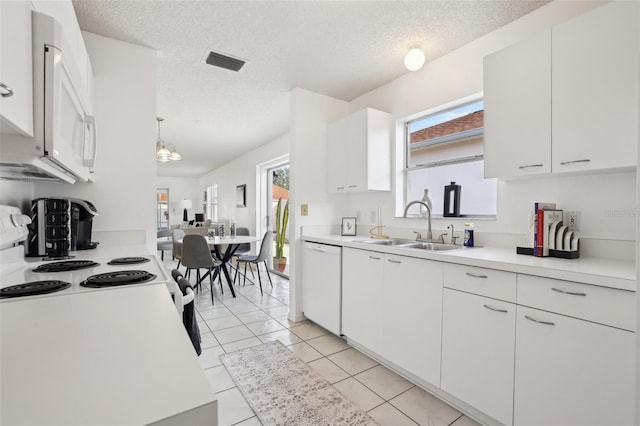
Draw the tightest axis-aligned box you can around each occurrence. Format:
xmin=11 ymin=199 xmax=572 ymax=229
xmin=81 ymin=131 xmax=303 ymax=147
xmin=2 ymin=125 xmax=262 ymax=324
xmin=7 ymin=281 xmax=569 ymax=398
xmin=69 ymin=198 xmax=99 ymax=250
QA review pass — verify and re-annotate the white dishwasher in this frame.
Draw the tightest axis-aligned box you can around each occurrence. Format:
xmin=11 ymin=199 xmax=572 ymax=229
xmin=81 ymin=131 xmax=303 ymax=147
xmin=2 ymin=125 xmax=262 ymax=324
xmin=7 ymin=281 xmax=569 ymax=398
xmin=302 ymin=241 xmax=342 ymax=335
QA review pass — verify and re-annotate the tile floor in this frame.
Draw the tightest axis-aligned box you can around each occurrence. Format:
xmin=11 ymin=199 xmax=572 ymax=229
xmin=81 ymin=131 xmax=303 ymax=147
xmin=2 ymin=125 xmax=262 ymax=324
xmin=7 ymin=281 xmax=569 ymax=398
xmin=162 ymin=256 xmax=481 ymax=426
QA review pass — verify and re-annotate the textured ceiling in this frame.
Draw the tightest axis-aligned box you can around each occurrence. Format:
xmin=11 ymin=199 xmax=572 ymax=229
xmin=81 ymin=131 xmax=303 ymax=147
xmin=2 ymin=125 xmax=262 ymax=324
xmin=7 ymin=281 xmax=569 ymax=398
xmin=72 ymin=0 xmax=551 ymax=178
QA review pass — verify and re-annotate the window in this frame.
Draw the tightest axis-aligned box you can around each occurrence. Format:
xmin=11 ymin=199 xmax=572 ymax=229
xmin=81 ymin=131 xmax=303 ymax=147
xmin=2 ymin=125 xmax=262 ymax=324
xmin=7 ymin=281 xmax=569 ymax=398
xmin=404 ymin=98 xmax=496 ymax=217
xmin=206 ymin=185 xmax=218 ymax=221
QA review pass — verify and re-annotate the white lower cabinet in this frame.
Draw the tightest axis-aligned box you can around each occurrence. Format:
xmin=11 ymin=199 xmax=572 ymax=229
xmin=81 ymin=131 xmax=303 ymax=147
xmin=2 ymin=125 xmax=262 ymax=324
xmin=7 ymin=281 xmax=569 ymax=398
xmin=381 ymin=255 xmax=442 ymax=385
xmin=302 ymin=242 xmax=342 ymax=335
xmin=441 ymin=289 xmax=515 ymax=425
xmin=342 ymin=248 xmax=384 ymax=354
xmin=513 ymin=305 xmax=635 ymax=426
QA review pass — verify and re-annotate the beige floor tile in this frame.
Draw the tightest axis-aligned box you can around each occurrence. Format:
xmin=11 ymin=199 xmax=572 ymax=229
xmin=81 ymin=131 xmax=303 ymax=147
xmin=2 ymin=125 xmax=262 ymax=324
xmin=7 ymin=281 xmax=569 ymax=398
xmin=306 ymin=333 xmax=350 ymax=356
xmin=226 ymin=302 xmax=260 ymax=315
xmin=200 ymin=331 xmax=220 ymax=349
xmin=307 ymin=358 xmax=350 ymax=384
xmin=213 ymin=325 xmax=255 ymax=344
xmin=222 ymin=337 xmax=263 ymax=353
xmin=204 ymin=365 xmax=236 ymax=393
xmin=245 ymin=319 xmax=285 ymax=335
xmin=274 ymin=315 xmax=305 ymax=329
xmin=258 ymin=329 xmax=302 ymax=346
xmin=328 ymin=348 xmax=378 ymax=376
xmin=368 ymin=402 xmax=419 ymax=426
xmin=216 ymin=387 xmax=255 ymax=426
xmin=355 ymin=364 xmax=414 ymax=400
xmin=333 ymin=377 xmax=385 ymax=412
xmin=235 ymin=310 xmax=271 ymax=324
xmin=205 ymin=315 xmax=243 ymax=331
xmin=290 ymin=322 xmax=329 ymax=340
xmin=199 ymin=346 xmax=226 ymax=369
xmin=390 ymin=387 xmax=461 ymax=426
xmin=263 ymin=305 xmax=290 ymax=317
xmin=450 ymin=415 xmax=481 ymax=426
xmin=286 ymin=341 xmax=324 ymax=363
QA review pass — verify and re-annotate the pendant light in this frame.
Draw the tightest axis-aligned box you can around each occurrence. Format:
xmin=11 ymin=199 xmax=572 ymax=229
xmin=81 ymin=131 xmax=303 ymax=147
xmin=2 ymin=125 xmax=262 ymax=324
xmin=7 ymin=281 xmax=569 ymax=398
xmin=156 ymin=117 xmax=181 ymax=162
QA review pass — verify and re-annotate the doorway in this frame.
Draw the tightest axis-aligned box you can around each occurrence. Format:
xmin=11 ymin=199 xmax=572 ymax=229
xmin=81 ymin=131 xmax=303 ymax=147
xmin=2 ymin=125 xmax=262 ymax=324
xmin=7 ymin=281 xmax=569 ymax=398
xmin=257 ymin=155 xmax=290 ymax=278
xmin=157 ymin=188 xmax=169 ymax=230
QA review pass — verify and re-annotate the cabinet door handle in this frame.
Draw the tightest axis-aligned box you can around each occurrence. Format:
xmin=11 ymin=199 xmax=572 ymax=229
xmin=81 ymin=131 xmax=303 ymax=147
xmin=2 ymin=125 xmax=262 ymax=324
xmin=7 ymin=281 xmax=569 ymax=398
xmin=369 ymin=256 xmax=381 ymax=260
xmin=483 ymin=304 xmax=508 ymax=313
xmin=524 ymin=315 xmax=555 ymax=326
xmin=313 ymin=247 xmax=325 ymax=253
xmin=518 ymin=163 xmax=543 ymax=169
xmin=551 ymin=287 xmax=586 ymax=297
xmin=387 ymin=259 xmax=402 ymax=264
xmin=559 ymin=159 xmax=590 ymax=165
xmin=465 ymin=272 xmax=488 ymax=279
xmin=0 ymin=82 xmax=14 ymax=98
xmin=337 ymin=186 xmax=345 ymax=190
xmin=348 ymin=185 xmax=357 ymax=188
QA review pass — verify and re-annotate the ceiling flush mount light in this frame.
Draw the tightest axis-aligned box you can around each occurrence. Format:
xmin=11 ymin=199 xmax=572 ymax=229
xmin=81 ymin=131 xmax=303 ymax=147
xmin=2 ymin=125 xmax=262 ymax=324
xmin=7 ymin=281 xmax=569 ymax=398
xmin=155 ymin=117 xmax=181 ymax=162
xmin=404 ymin=45 xmax=425 ymax=72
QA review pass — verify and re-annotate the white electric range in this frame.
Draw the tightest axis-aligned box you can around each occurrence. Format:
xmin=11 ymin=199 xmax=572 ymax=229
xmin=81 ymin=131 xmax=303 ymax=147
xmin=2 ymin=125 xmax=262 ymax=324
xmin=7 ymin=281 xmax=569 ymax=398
xmin=0 ymin=205 xmax=182 ymax=311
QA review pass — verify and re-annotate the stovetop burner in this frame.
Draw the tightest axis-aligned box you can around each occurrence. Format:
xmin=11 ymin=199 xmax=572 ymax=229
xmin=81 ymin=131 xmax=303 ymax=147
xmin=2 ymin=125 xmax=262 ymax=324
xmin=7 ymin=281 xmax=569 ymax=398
xmin=80 ymin=270 xmax=157 ymax=288
xmin=0 ymin=280 xmax=72 ymax=299
xmin=107 ymin=257 xmax=150 ymax=265
xmin=33 ymin=260 xmax=100 ymax=273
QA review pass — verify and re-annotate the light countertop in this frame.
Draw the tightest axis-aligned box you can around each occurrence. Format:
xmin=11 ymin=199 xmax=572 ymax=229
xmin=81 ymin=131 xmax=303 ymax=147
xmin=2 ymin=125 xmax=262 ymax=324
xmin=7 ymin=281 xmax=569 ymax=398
xmin=0 ymin=284 xmax=217 ymax=425
xmin=303 ymin=235 xmax=636 ymax=292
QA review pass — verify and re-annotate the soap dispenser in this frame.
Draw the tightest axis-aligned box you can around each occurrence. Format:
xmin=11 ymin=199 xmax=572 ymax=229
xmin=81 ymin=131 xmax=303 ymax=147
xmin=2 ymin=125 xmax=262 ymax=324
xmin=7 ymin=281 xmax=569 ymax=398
xmin=443 ymin=182 xmax=461 ymax=217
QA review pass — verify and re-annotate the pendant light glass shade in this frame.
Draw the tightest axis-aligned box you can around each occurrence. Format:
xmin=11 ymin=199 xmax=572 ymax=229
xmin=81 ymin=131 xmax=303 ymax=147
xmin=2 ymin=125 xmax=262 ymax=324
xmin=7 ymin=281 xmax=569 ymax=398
xmin=155 ymin=117 xmax=181 ymax=162
xmin=404 ymin=46 xmax=425 ymax=71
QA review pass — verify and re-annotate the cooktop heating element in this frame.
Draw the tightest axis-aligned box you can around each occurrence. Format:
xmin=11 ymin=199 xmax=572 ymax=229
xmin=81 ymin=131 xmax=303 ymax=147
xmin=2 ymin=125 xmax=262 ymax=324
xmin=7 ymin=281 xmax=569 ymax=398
xmin=80 ymin=270 xmax=157 ymax=288
xmin=0 ymin=280 xmax=72 ymax=299
xmin=33 ymin=260 xmax=100 ymax=273
xmin=107 ymin=257 xmax=150 ymax=265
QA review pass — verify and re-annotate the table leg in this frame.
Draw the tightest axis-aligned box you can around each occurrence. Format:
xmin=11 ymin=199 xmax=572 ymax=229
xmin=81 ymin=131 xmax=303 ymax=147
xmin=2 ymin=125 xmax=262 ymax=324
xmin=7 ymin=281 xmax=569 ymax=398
xmin=214 ymin=244 xmax=239 ymax=298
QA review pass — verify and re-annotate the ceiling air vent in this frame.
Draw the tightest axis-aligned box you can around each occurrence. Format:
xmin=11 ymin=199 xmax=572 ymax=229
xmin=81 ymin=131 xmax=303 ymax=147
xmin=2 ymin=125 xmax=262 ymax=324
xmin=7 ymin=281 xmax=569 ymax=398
xmin=203 ymin=50 xmax=246 ymax=72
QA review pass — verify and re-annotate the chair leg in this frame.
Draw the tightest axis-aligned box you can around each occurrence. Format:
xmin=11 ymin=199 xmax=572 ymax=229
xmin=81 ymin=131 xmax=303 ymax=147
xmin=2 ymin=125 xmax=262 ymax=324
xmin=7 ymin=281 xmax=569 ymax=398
xmin=209 ymin=267 xmax=215 ymax=305
xmin=263 ymin=261 xmax=273 ymax=288
xmin=177 ymin=260 xmax=181 ymax=270
xmin=161 ymin=251 xmax=164 ymax=261
xmin=243 ymin=262 xmax=248 ymax=287
xmin=216 ymin=266 xmax=223 ymax=294
xmin=256 ymin=263 xmax=263 ymax=296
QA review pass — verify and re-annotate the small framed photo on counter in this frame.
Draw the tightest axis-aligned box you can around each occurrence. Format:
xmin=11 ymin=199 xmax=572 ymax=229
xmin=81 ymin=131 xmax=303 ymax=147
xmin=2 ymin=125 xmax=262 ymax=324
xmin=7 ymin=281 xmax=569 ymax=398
xmin=341 ymin=217 xmax=357 ymax=236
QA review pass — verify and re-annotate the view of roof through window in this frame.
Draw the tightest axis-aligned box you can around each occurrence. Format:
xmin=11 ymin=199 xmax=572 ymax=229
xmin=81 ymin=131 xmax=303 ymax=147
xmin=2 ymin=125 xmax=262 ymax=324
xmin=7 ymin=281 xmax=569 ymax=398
xmin=409 ymin=100 xmax=484 ymax=144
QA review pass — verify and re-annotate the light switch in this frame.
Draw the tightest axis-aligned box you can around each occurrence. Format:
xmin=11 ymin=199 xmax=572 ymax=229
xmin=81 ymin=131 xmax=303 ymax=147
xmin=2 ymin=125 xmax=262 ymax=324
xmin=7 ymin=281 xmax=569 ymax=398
xmin=301 ymin=204 xmax=309 ymax=216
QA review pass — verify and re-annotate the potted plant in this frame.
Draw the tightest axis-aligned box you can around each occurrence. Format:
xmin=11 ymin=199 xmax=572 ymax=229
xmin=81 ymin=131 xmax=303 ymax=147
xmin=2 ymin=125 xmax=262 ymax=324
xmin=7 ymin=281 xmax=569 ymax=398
xmin=273 ymin=197 xmax=289 ymax=272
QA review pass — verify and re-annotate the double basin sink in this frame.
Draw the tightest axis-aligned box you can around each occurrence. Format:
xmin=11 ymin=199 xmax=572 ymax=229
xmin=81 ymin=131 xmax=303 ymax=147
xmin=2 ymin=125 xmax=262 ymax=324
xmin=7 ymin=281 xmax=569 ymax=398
xmin=356 ymin=238 xmax=462 ymax=251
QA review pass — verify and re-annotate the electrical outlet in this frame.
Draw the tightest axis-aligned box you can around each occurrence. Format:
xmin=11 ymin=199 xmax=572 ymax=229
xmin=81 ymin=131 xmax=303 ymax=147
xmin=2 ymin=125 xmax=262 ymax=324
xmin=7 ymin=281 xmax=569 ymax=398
xmin=564 ymin=210 xmax=580 ymax=231
xmin=300 ymin=204 xmax=309 ymax=216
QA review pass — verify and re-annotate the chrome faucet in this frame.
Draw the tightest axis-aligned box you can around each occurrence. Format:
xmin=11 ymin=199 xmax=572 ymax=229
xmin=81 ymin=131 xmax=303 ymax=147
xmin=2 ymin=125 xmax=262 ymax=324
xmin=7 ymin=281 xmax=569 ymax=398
xmin=448 ymin=224 xmax=459 ymax=245
xmin=403 ymin=200 xmax=432 ymax=240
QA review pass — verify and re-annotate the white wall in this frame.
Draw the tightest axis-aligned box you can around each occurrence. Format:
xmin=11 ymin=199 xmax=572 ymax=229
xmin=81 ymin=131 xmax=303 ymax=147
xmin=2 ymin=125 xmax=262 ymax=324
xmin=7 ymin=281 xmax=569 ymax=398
xmin=156 ymin=176 xmax=199 ymax=227
xmin=341 ymin=0 xmax=635 ymax=244
xmin=34 ymin=32 xmax=157 ymax=252
xmin=196 ymin=133 xmax=290 ymax=235
xmin=0 ymin=180 xmax=34 ymax=212
xmin=289 ymin=88 xmax=349 ymax=321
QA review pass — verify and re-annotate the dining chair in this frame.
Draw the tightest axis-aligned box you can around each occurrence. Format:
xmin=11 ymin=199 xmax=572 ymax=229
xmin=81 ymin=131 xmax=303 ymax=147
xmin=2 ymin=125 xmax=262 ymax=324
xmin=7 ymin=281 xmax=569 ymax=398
xmin=157 ymin=229 xmax=173 ymax=260
xmin=232 ymin=227 xmax=254 ymax=283
xmin=181 ymin=234 xmax=223 ymax=304
xmin=235 ymin=231 xmax=273 ymax=295
xmin=172 ymin=229 xmax=186 ymax=269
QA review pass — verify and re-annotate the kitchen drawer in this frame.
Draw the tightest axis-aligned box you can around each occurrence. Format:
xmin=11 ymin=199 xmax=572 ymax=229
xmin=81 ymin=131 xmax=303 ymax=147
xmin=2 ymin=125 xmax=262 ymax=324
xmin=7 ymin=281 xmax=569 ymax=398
xmin=517 ymin=274 xmax=636 ymax=331
xmin=443 ymin=263 xmax=516 ymax=302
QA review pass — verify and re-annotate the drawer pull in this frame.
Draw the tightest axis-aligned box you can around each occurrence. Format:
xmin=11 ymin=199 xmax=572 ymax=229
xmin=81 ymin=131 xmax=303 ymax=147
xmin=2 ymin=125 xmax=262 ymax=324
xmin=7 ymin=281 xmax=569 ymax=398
xmin=313 ymin=247 xmax=325 ymax=253
xmin=518 ymin=163 xmax=543 ymax=169
xmin=525 ymin=315 xmax=555 ymax=326
xmin=483 ymin=304 xmax=508 ymax=313
xmin=551 ymin=287 xmax=586 ymax=297
xmin=387 ymin=259 xmax=402 ymax=264
xmin=559 ymin=159 xmax=590 ymax=166
xmin=465 ymin=272 xmax=488 ymax=279
xmin=0 ymin=82 xmax=14 ymax=98
xmin=369 ymin=256 xmax=381 ymax=260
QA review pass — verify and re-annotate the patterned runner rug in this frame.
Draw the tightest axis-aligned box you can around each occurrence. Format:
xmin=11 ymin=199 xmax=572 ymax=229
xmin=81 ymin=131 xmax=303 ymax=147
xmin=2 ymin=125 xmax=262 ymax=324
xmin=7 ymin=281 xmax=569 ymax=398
xmin=221 ymin=340 xmax=379 ymax=426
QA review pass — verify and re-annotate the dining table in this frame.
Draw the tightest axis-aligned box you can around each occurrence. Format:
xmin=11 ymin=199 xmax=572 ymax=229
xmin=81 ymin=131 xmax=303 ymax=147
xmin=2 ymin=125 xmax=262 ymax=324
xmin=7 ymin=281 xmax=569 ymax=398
xmin=179 ymin=235 xmax=261 ymax=298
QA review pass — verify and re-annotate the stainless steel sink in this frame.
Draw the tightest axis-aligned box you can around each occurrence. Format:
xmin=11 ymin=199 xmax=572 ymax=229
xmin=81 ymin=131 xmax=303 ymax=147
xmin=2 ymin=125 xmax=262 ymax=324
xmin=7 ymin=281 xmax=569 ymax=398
xmin=397 ymin=242 xmax=462 ymax=251
xmin=356 ymin=238 xmax=414 ymax=246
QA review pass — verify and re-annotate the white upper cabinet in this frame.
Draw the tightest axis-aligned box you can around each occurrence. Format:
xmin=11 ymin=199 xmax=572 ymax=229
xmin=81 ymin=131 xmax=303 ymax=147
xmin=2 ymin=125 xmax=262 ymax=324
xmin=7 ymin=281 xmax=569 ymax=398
xmin=327 ymin=108 xmax=393 ymax=194
xmin=484 ymin=30 xmax=551 ymax=179
xmin=484 ymin=1 xmax=639 ymax=179
xmin=552 ymin=0 xmax=638 ymax=173
xmin=0 ymin=0 xmax=34 ymax=136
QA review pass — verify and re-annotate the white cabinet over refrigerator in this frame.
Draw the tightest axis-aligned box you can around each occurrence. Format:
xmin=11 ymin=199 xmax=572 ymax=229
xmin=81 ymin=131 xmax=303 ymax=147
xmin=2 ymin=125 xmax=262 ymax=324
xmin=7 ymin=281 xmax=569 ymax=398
xmin=302 ymin=242 xmax=342 ymax=335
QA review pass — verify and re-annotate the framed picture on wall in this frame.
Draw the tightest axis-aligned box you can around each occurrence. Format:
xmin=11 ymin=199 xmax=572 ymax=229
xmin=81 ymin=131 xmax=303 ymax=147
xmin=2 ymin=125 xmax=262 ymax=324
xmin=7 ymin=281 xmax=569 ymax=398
xmin=341 ymin=217 xmax=357 ymax=236
xmin=236 ymin=184 xmax=246 ymax=208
